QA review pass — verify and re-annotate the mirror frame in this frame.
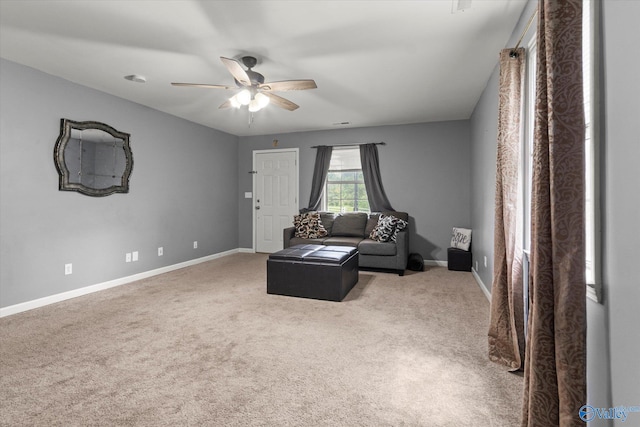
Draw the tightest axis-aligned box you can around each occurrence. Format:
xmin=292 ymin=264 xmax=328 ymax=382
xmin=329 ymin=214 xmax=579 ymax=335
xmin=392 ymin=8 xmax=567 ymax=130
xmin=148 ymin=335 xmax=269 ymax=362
xmin=54 ymin=118 xmax=133 ymax=197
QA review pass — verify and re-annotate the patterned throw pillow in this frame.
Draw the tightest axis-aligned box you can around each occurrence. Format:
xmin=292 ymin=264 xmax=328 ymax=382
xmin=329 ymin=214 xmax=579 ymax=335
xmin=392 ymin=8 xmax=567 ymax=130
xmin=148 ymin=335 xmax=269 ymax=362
xmin=369 ymin=214 xmax=408 ymax=242
xmin=450 ymin=227 xmax=472 ymax=251
xmin=293 ymin=212 xmax=328 ymax=239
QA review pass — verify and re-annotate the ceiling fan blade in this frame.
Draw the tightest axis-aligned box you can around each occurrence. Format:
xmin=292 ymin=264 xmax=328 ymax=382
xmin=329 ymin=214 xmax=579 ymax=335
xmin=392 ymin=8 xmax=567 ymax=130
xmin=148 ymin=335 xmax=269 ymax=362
xmin=220 ymin=57 xmax=251 ymax=86
xmin=259 ymin=79 xmax=317 ymax=92
xmin=219 ymin=99 xmax=232 ymax=109
xmin=262 ymin=92 xmax=299 ymax=111
xmin=171 ymin=82 xmax=235 ymax=89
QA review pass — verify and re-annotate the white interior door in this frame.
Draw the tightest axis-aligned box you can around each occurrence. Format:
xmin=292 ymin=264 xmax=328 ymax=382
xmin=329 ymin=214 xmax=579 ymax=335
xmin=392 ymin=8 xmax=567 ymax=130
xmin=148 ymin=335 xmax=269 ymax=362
xmin=254 ymin=149 xmax=298 ymax=253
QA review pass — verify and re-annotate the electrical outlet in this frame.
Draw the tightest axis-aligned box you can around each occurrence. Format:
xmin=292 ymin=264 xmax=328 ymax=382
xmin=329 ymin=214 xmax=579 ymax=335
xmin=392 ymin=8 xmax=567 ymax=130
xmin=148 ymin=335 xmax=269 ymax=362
xmin=132 ymin=251 xmax=139 ymax=262
xmin=193 ymin=241 xmax=198 ymax=249
xmin=158 ymin=247 xmax=163 ymax=256
xmin=484 ymin=256 xmax=488 ymax=268
xmin=126 ymin=253 xmax=132 ymax=263
xmin=65 ymin=263 xmax=72 ymax=275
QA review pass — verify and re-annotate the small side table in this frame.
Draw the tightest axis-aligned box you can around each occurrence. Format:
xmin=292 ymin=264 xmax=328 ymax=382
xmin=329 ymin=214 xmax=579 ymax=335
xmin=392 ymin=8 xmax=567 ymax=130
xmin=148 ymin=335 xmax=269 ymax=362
xmin=447 ymin=247 xmax=472 ymax=272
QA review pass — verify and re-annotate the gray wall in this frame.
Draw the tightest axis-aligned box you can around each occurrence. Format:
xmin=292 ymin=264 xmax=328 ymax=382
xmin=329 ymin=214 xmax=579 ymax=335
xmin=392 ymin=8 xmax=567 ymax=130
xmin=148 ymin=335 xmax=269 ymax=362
xmin=470 ymin=0 xmax=640 ymax=423
xmin=0 ymin=59 xmax=239 ymax=308
xmin=237 ymin=122 xmax=471 ymax=261
xmin=601 ymin=0 xmax=640 ymax=420
xmin=470 ymin=63 xmax=500 ymax=286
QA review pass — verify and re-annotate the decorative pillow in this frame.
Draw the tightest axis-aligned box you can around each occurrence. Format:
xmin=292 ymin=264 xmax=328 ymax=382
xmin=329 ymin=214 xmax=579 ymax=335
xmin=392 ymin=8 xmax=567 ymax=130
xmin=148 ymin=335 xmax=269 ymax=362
xmin=369 ymin=214 xmax=408 ymax=243
xmin=450 ymin=227 xmax=472 ymax=251
xmin=293 ymin=212 xmax=328 ymax=239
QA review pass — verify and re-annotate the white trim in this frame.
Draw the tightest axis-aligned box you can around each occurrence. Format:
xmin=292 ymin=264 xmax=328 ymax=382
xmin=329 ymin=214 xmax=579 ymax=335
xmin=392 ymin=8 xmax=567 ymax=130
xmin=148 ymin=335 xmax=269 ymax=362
xmin=238 ymin=248 xmax=255 ymax=253
xmin=0 ymin=248 xmax=240 ymax=318
xmin=583 ymin=0 xmax=602 ymax=302
xmin=586 ymin=284 xmax=600 ymax=303
xmin=472 ymin=268 xmax=491 ymax=301
xmin=424 ymin=260 xmax=448 ymax=267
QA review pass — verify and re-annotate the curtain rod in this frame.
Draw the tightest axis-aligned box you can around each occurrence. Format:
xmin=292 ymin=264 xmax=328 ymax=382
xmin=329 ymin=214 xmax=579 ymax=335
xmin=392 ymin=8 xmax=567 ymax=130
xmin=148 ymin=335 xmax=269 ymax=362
xmin=310 ymin=142 xmax=386 ymax=149
xmin=510 ymin=8 xmax=538 ymax=58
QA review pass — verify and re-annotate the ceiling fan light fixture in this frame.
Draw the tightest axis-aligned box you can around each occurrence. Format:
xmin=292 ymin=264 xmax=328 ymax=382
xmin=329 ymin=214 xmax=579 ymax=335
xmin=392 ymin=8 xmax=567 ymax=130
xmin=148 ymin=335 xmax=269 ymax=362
xmin=229 ymin=95 xmax=242 ymax=108
xmin=236 ymin=89 xmax=251 ymax=105
xmin=248 ymin=98 xmax=262 ymax=113
xmin=255 ymin=92 xmax=270 ymax=109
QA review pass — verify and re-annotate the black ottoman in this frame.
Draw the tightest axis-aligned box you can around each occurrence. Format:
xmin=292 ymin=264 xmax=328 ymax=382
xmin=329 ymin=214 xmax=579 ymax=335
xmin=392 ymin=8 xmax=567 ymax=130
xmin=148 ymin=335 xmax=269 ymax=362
xmin=447 ymin=247 xmax=472 ymax=271
xmin=267 ymin=244 xmax=359 ymax=302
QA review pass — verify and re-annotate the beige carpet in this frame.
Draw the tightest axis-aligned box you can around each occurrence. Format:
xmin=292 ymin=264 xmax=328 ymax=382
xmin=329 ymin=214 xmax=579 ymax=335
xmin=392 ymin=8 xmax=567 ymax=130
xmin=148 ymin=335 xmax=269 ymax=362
xmin=0 ymin=253 xmax=522 ymax=426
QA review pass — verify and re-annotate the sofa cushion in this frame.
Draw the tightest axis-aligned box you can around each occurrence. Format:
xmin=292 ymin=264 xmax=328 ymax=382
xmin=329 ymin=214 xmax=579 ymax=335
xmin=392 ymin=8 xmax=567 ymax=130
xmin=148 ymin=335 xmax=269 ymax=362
xmin=358 ymin=238 xmax=397 ymax=256
xmin=323 ymin=236 xmax=364 ymax=247
xmin=330 ymin=212 xmax=368 ymax=237
xmin=289 ymin=236 xmax=328 ymax=247
xmin=370 ymin=214 xmax=408 ymax=242
xmin=294 ymin=212 xmax=328 ymax=239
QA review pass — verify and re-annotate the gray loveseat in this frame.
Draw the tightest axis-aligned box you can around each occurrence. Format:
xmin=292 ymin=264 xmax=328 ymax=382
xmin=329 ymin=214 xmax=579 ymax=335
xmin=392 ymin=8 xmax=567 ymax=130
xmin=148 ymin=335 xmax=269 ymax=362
xmin=283 ymin=211 xmax=409 ymax=276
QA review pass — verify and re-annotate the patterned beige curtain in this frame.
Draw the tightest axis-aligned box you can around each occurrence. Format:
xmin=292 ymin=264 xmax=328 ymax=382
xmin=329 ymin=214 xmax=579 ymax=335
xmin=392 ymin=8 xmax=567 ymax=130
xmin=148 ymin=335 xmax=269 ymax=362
xmin=488 ymin=48 xmax=526 ymax=372
xmin=523 ymin=1 xmax=586 ymax=426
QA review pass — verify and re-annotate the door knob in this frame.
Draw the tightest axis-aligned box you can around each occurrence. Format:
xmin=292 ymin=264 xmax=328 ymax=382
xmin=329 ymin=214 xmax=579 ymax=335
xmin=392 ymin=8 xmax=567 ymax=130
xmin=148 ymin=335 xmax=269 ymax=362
xmin=255 ymin=206 xmax=260 ymax=210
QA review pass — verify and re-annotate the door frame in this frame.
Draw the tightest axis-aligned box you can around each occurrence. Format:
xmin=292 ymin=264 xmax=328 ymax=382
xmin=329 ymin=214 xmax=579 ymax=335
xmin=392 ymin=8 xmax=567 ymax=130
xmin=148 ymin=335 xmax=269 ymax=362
xmin=252 ymin=148 xmax=299 ymax=252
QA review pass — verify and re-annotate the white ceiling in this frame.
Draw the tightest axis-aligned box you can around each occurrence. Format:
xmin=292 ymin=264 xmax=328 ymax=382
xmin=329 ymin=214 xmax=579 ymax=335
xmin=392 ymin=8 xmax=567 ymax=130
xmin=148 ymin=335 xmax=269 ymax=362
xmin=0 ymin=0 xmax=527 ymax=137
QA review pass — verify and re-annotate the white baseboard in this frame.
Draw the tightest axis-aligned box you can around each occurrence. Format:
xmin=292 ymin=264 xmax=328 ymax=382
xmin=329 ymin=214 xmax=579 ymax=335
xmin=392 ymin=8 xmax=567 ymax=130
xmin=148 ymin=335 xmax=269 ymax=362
xmin=0 ymin=248 xmax=241 ymax=318
xmin=472 ymin=268 xmax=491 ymax=301
xmin=238 ymin=248 xmax=255 ymax=253
xmin=424 ymin=260 xmax=448 ymax=267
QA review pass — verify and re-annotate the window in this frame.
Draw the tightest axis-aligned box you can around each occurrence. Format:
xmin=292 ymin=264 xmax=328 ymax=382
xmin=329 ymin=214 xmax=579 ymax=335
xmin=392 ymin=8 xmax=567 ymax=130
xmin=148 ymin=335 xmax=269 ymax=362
xmin=523 ymin=36 xmax=536 ymax=256
xmin=522 ymin=0 xmax=601 ymax=301
xmin=323 ymin=148 xmax=370 ymax=213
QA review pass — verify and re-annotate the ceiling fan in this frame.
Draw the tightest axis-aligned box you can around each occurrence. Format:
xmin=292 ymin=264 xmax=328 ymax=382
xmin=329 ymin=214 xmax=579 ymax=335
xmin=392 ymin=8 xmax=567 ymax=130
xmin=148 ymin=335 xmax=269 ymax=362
xmin=171 ymin=56 xmax=317 ymax=112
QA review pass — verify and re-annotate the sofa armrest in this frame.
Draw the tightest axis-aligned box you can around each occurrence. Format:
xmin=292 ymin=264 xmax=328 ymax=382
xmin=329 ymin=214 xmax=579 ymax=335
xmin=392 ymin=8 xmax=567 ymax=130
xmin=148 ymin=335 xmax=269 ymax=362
xmin=283 ymin=227 xmax=295 ymax=249
xmin=395 ymin=229 xmax=410 ymax=266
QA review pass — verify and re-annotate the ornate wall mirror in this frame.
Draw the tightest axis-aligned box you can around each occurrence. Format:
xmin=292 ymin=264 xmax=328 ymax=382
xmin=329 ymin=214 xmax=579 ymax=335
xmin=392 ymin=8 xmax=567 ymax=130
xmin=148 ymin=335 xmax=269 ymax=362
xmin=54 ymin=119 xmax=133 ymax=196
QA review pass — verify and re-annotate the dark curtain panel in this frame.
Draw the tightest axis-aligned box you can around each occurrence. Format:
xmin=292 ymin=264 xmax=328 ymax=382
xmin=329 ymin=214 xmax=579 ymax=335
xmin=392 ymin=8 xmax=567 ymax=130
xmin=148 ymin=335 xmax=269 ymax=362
xmin=488 ymin=47 xmax=526 ymax=372
xmin=360 ymin=144 xmax=394 ymax=212
xmin=522 ymin=0 xmax=586 ymax=425
xmin=302 ymin=145 xmax=332 ymax=213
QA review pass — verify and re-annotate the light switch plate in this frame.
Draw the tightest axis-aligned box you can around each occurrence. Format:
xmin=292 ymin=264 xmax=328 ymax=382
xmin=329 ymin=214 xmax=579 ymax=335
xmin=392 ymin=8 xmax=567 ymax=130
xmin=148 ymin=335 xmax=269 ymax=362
xmin=244 ymin=192 xmax=252 ymax=199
